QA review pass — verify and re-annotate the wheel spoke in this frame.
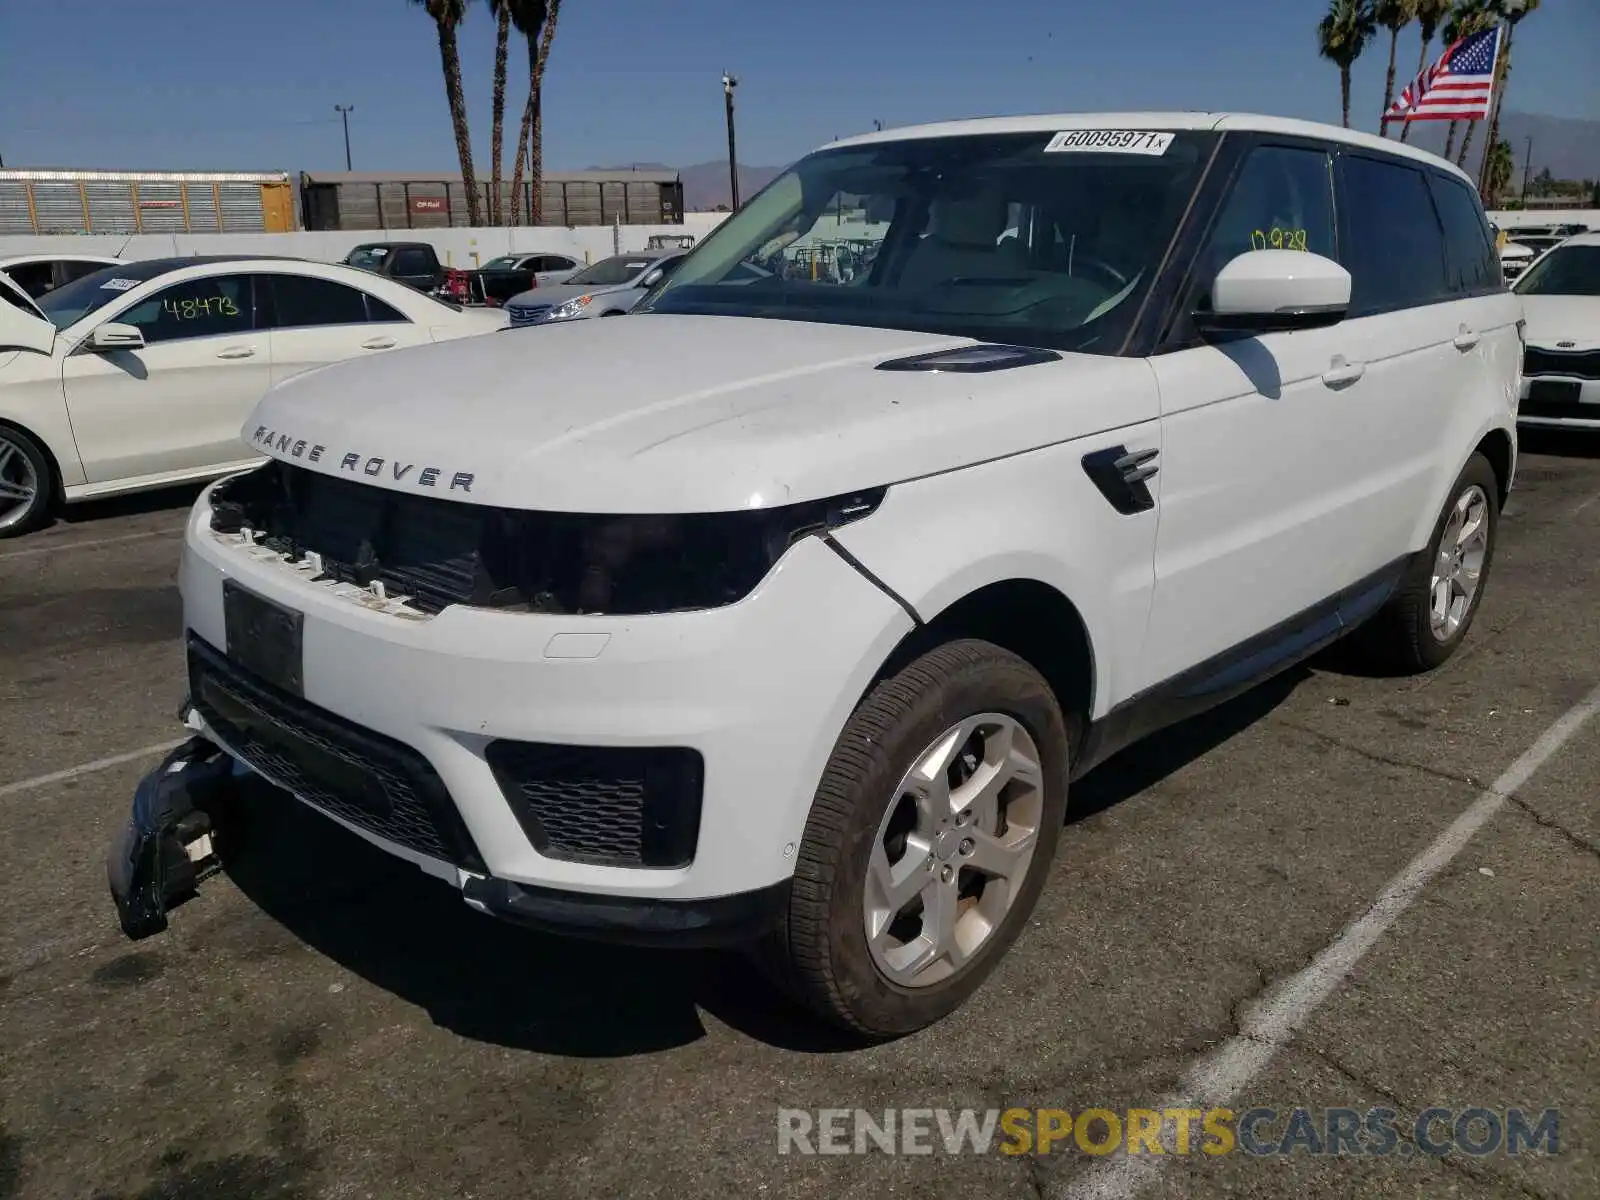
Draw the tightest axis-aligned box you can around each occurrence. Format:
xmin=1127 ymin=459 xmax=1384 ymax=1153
xmin=867 ymin=838 xmax=931 ymax=932
xmin=962 ymin=826 xmax=1036 ymax=881
xmin=0 ymin=444 xmax=15 ymax=475
xmin=903 ymin=878 xmax=962 ymax=976
xmin=0 ymin=480 xmax=32 ymax=501
xmin=1457 ymin=507 xmax=1485 ymax=549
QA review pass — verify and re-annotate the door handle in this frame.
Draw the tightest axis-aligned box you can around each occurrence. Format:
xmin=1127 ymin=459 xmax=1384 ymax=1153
xmin=361 ymin=337 xmax=397 ymax=350
xmin=1453 ymin=325 xmax=1480 ymax=351
xmin=215 ymin=346 xmax=256 ymax=359
xmin=1321 ymin=355 xmax=1366 ymax=388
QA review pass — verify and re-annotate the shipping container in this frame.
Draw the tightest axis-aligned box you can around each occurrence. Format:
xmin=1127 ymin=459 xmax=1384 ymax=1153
xmin=298 ymin=169 xmax=684 ymax=231
xmin=0 ymin=170 xmax=295 ymax=235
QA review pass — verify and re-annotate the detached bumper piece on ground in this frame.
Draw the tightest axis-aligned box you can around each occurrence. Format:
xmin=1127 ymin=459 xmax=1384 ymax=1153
xmin=107 ymin=736 xmax=234 ymax=940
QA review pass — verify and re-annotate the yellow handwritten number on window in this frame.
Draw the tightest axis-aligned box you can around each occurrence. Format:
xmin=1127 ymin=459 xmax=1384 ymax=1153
xmin=1251 ymin=227 xmax=1309 ymax=252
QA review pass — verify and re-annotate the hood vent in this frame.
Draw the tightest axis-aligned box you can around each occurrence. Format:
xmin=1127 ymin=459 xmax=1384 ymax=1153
xmin=875 ymin=344 xmax=1062 ymax=373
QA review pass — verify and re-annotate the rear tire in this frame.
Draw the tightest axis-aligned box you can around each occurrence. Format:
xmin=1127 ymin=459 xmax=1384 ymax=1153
xmin=1358 ymin=452 xmax=1499 ymax=673
xmin=0 ymin=424 xmax=53 ymax=539
xmin=761 ymin=639 xmax=1070 ymax=1037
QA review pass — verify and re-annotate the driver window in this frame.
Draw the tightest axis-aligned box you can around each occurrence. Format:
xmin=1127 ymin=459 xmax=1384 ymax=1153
xmin=1200 ymin=146 xmax=1335 ymax=297
xmin=117 ymin=274 xmax=256 ymax=344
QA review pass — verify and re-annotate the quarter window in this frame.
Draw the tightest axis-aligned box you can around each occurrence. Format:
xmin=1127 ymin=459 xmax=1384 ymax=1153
xmin=4 ymin=262 xmax=57 ymax=299
xmin=266 ymin=274 xmax=407 ymax=327
xmin=116 ymin=275 xmax=256 ymax=343
xmin=1429 ymin=175 xmax=1501 ymax=295
xmin=1337 ymin=156 xmax=1450 ymax=315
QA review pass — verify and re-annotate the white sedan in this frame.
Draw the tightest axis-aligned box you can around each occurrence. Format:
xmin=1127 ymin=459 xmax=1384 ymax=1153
xmin=0 ymin=253 xmax=123 ymax=299
xmin=0 ymin=255 xmax=507 ymax=536
xmin=1513 ymin=232 xmax=1600 ymax=430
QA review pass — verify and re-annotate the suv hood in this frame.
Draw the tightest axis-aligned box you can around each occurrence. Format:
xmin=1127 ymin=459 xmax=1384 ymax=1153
xmin=243 ymin=314 xmax=1153 ymax=513
xmin=1519 ymin=294 xmax=1600 ymax=350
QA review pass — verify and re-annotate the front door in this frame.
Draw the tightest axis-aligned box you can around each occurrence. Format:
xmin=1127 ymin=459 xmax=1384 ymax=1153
xmin=1139 ymin=140 xmax=1373 ymax=692
xmin=63 ymin=273 xmax=271 ymax=485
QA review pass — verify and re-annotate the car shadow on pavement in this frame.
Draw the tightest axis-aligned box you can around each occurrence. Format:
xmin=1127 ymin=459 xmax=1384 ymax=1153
xmin=217 ymin=779 xmax=866 ymax=1059
xmin=1517 ymin=428 xmax=1600 ymax=460
xmin=217 ymin=666 xmax=1313 ymax=1060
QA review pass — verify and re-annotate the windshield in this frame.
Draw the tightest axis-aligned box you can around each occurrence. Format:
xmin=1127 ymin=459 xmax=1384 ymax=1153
xmin=344 ymin=246 xmax=391 ymax=271
xmin=640 ymin=130 xmax=1213 ymax=352
xmin=482 ymin=255 xmax=522 ymax=270
xmin=566 ymin=255 xmax=656 ymax=287
xmin=1515 ymin=244 xmax=1600 ymax=297
xmin=35 ymin=261 xmax=179 ymax=330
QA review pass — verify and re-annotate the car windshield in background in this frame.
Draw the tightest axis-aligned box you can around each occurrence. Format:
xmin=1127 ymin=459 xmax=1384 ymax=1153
xmin=482 ymin=255 xmax=522 ymax=269
xmin=1514 ymin=244 xmax=1600 ymax=297
xmin=566 ymin=255 xmax=655 ymax=287
xmin=34 ymin=261 xmax=179 ymax=330
xmin=344 ymin=247 xmax=391 ymax=271
xmin=640 ymin=129 xmax=1214 ymax=352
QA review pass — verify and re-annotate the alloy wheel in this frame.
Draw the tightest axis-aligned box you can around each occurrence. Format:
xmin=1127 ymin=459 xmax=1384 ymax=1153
xmin=0 ymin=434 xmax=39 ymax=533
xmin=1429 ymin=483 xmax=1490 ymax=642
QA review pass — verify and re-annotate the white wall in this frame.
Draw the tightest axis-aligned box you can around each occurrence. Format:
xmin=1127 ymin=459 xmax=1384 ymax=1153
xmin=0 ymin=212 xmax=732 ymax=268
xmin=1488 ymin=208 xmax=1596 ymax=230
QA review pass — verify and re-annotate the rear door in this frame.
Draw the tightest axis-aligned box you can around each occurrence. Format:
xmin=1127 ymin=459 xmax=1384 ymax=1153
xmin=389 ymin=246 xmax=438 ymax=290
xmin=1330 ymin=151 xmax=1463 ymax=563
xmin=262 ymin=272 xmax=431 ymax=387
xmin=62 ymin=272 xmax=272 ymax=483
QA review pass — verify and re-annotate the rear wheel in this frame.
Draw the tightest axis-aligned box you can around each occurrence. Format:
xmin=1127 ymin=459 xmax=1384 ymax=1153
xmin=1358 ymin=452 xmax=1499 ymax=672
xmin=0 ymin=425 xmax=52 ymax=539
xmin=762 ymin=639 xmax=1070 ymax=1037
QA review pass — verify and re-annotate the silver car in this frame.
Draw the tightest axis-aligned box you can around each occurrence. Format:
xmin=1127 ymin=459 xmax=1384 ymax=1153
xmin=504 ymin=250 xmax=685 ymax=328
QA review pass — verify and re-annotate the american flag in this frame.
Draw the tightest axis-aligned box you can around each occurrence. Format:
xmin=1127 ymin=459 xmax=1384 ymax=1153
xmin=1385 ymin=25 xmax=1504 ymax=122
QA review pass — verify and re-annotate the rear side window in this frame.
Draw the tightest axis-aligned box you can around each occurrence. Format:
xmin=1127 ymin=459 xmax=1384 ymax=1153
xmin=1429 ymin=175 xmax=1501 ymax=295
xmin=391 ymin=248 xmax=434 ymax=274
xmin=4 ymin=262 xmax=57 ymax=298
xmin=1337 ymin=155 xmax=1450 ymax=315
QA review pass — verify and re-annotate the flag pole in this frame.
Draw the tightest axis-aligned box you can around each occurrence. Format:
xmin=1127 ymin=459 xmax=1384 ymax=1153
xmin=1476 ymin=23 xmax=1509 ymax=197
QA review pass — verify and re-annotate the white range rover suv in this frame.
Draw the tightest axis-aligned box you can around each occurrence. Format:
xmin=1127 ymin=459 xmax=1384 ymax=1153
xmin=105 ymin=113 xmax=1521 ymax=1037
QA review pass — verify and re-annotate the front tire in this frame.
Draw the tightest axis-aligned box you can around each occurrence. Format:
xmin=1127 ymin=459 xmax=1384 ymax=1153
xmin=763 ymin=639 xmax=1070 ymax=1037
xmin=0 ymin=425 xmax=53 ymax=539
xmin=1360 ymin=452 xmax=1500 ymax=673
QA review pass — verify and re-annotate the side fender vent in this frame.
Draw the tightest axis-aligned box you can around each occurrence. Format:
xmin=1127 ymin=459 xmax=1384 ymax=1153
xmin=1082 ymin=445 xmax=1160 ymax=515
xmin=875 ymin=344 xmax=1063 ymax=373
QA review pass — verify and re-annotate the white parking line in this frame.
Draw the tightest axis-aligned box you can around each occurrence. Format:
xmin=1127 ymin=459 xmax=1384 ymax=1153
xmin=1053 ymin=681 xmax=1600 ymax=1200
xmin=0 ymin=739 xmax=186 ymax=800
xmin=0 ymin=528 xmax=182 ymax=561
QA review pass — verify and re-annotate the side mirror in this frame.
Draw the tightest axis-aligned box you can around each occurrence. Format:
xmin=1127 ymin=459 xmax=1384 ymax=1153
xmin=1196 ymin=250 xmax=1351 ymax=334
xmin=638 ymin=269 xmax=664 ymax=289
xmin=88 ymin=322 xmax=145 ymax=352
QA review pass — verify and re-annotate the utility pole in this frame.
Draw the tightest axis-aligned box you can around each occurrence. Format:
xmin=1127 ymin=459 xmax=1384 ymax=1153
xmin=722 ymin=72 xmax=740 ymax=211
xmin=1520 ymin=137 xmax=1534 ymax=198
xmin=873 ymin=119 xmax=883 ymax=132
xmin=334 ymin=105 xmax=355 ymax=171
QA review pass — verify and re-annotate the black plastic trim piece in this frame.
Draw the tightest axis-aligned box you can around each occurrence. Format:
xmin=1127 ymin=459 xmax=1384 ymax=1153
xmin=822 ymin=534 xmax=922 ymax=626
xmin=1073 ymin=554 xmax=1409 ymax=778
xmin=1081 ymin=444 xmax=1159 ymax=515
xmin=461 ymin=875 xmax=792 ymax=948
xmin=875 ymin=344 xmax=1063 ymax=373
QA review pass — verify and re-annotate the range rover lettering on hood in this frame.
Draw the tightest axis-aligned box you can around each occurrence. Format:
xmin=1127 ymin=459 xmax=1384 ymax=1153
xmin=251 ymin=425 xmax=475 ymax=493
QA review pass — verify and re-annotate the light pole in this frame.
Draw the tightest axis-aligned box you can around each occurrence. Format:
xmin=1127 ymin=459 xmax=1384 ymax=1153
xmin=334 ymin=105 xmax=355 ymax=171
xmin=722 ymin=73 xmax=740 ymax=211
xmin=1520 ymin=137 xmax=1534 ymax=199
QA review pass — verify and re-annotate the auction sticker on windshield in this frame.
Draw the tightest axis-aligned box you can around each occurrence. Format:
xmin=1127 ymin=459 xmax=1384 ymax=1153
xmin=99 ymin=278 xmax=141 ymax=291
xmin=1044 ymin=130 xmax=1174 ymax=155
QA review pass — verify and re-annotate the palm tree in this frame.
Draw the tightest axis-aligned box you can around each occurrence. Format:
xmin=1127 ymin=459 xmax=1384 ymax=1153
xmin=1375 ymin=1 xmax=1418 ymax=135
xmin=1318 ymin=0 xmax=1378 ymax=128
xmin=1484 ymin=138 xmax=1515 ymax=204
xmin=488 ymin=0 xmax=512 ymax=223
xmin=1440 ymin=1 xmax=1492 ymax=160
xmin=507 ymin=0 xmax=561 ymax=226
xmin=413 ymin=0 xmax=482 ymax=225
xmin=1478 ymin=0 xmax=1540 ymax=193
xmin=1399 ymin=0 xmax=1452 ymax=142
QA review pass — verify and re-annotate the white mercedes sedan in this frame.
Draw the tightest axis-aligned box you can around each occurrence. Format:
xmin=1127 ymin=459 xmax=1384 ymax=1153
xmin=0 ymin=255 xmax=507 ymax=536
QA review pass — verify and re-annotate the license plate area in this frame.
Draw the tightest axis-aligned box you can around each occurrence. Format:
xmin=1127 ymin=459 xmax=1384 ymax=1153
xmin=223 ymin=581 xmax=304 ymax=696
xmin=1527 ymin=379 xmax=1582 ymax=405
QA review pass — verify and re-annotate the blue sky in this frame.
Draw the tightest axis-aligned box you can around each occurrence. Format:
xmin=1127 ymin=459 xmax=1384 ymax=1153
xmin=5 ymin=0 xmax=1597 ymax=173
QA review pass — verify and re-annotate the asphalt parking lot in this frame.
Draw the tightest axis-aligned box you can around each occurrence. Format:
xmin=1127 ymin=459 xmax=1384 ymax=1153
xmin=2 ymin=434 xmax=1597 ymax=1200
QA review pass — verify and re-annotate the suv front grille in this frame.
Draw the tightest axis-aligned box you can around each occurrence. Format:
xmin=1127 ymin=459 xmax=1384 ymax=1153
xmin=507 ymin=303 xmax=551 ymax=326
xmin=188 ymin=635 xmax=483 ymax=870
xmin=1525 ymin=346 xmax=1600 ymax=380
xmin=485 ymin=741 xmax=703 ymax=868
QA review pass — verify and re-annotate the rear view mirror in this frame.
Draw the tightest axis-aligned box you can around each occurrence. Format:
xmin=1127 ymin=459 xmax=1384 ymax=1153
xmin=88 ymin=322 xmax=145 ymax=352
xmin=1197 ymin=250 xmax=1351 ymax=334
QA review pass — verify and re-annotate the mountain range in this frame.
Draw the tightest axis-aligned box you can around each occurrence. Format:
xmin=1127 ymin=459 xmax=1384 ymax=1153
xmin=600 ymin=111 xmax=1597 ymax=212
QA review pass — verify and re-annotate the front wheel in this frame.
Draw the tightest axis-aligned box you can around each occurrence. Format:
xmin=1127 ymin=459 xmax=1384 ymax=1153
xmin=761 ymin=639 xmax=1070 ymax=1037
xmin=0 ymin=425 xmax=53 ymax=539
xmin=1359 ymin=452 xmax=1500 ymax=673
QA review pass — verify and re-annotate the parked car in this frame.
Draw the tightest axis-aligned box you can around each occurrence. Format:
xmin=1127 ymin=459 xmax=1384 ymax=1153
xmin=341 ymin=241 xmax=449 ymax=293
xmin=1512 ymin=231 xmax=1600 ymax=429
xmin=1500 ymin=239 xmax=1537 ymax=283
xmin=0 ymin=256 xmax=506 ymax=536
xmin=107 ymin=113 xmax=1519 ymax=1038
xmin=503 ymin=250 xmax=685 ymax=327
xmin=0 ymin=253 xmax=123 ymax=299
